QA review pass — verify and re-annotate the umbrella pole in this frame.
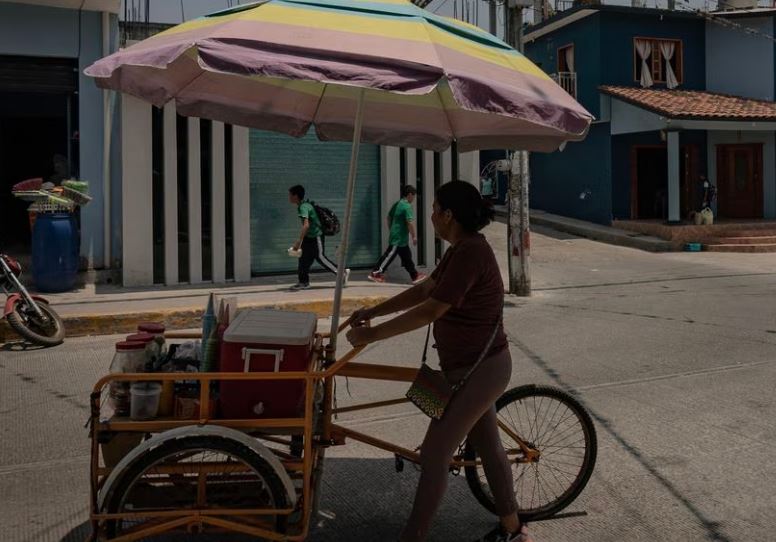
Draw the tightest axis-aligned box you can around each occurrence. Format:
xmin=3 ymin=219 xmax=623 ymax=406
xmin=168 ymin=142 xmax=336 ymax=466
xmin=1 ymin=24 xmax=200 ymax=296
xmin=327 ymin=89 xmax=366 ymax=360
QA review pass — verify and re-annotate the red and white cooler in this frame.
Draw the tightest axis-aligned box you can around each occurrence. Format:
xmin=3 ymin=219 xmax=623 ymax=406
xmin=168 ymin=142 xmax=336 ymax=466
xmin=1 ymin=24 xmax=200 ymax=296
xmin=219 ymin=309 xmax=317 ymax=419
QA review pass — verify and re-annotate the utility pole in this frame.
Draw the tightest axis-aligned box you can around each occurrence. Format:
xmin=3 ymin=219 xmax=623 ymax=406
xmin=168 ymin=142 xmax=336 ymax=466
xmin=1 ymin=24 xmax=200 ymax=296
xmin=506 ymin=1 xmax=531 ymax=296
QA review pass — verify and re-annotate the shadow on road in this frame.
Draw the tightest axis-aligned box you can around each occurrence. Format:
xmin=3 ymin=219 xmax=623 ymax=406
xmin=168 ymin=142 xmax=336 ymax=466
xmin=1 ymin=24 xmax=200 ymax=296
xmin=59 ymin=456 xmax=590 ymax=541
xmin=509 ymin=337 xmax=732 ymax=542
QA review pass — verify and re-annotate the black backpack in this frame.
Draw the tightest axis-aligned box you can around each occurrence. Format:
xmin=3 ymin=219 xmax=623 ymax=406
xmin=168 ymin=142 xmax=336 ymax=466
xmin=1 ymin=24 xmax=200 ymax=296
xmin=312 ymin=202 xmax=340 ymax=236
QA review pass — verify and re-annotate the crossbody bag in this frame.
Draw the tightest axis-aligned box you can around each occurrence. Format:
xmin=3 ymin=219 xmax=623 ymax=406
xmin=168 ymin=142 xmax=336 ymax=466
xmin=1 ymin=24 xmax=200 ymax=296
xmin=406 ymin=304 xmax=503 ymax=420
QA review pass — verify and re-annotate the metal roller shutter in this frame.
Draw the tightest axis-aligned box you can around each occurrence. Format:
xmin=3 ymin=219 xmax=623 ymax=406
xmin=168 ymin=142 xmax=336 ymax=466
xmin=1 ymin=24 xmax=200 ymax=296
xmin=249 ymin=130 xmax=381 ymax=275
xmin=0 ymin=55 xmax=77 ymax=93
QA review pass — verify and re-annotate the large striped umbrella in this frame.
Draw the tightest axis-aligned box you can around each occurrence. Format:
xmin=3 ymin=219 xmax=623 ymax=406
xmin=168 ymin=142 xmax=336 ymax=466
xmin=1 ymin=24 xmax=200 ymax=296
xmin=86 ymin=0 xmax=593 ymax=350
xmin=86 ymin=0 xmax=591 ymax=152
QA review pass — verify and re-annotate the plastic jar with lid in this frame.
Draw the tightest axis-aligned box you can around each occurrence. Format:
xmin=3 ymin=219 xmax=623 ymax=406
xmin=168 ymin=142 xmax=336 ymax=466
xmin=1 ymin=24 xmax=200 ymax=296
xmin=108 ymin=341 xmax=147 ymax=417
xmin=126 ymin=332 xmax=159 ymax=368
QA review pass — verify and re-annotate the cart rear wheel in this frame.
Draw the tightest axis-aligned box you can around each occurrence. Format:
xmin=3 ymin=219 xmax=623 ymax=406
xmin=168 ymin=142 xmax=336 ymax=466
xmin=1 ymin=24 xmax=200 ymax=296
xmin=464 ymin=385 xmax=597 ymax=522
xmin=102 ymin=435 xmax=290 ymax=539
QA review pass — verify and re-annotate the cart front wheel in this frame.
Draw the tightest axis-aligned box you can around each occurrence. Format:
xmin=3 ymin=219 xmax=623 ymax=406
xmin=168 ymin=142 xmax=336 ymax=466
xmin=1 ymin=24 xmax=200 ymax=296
xmin=464 ymin=385 xmax=597 ymax=522
xmin=101 ymin=434 xmax=291 ymax=539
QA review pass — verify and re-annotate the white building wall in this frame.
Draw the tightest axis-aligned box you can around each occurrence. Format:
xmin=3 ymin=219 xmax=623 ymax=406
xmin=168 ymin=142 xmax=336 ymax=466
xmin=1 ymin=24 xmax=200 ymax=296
xmin=121 ymin=102 xmax=447 ymax=286
xmin=120 ymin=95 xmax=153 ymax=287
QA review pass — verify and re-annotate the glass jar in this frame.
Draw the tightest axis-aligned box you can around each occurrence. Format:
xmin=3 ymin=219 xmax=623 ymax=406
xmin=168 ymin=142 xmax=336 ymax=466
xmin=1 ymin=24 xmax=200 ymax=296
xmin=108 ymin=341 xmax=147 ymax=417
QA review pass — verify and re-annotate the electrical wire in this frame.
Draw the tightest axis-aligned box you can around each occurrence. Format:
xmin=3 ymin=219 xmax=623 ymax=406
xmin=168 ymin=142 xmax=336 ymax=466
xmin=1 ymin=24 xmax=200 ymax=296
xmin=675 ymin=0 xmax=776 ymax=44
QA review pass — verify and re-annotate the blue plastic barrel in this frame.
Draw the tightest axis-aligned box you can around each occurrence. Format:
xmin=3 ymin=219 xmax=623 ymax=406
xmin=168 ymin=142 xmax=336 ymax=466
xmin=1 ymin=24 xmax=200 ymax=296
xmin=31 ymin=213 xmax=79 ymax=293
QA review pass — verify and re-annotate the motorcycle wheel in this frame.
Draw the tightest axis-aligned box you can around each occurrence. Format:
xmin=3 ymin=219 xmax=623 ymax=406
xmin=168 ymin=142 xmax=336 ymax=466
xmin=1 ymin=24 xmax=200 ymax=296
xmin=6 ymin=300 xmax=65 ymax=346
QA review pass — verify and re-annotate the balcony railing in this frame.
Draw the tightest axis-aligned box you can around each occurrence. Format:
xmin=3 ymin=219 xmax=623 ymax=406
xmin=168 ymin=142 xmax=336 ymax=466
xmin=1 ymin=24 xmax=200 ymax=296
xmin=551 ymin=72 xmax=578 ymax=99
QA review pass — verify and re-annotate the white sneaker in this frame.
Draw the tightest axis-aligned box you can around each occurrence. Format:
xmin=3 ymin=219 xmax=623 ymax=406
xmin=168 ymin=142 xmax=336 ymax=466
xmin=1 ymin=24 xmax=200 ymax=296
xmin=289 ymin=282 xmax=310 ymax=291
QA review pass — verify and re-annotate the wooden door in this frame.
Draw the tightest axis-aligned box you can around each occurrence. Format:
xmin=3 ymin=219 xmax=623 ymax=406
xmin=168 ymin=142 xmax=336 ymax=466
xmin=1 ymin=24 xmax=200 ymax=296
xmin=716 ymin=144 xmax=763 ymax=219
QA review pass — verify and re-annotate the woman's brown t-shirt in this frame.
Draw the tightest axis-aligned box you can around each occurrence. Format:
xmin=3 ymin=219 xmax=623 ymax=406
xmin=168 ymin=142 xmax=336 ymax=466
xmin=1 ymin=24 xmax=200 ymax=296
xmin=429 ymin=233 xmax=508 ymax=371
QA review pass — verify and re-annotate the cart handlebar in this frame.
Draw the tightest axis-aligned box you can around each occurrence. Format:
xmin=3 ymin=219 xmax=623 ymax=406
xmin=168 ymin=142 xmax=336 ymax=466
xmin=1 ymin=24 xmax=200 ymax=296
xmin=319 ymin=313 xmax=370 ymax=339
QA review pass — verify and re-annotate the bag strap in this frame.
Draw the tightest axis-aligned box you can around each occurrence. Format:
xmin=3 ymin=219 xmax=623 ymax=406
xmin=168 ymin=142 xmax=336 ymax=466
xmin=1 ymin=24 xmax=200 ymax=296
xmin=421 ymin=324 xmax=432 ymax=365
xmin=452 ymin=301 xmax=504 ymax=392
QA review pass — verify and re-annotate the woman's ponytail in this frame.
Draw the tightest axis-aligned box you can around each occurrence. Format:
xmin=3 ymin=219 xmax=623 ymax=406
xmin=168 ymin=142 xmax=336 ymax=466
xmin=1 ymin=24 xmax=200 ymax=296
xmin=476 ymin=197 xmax=495 ymax=231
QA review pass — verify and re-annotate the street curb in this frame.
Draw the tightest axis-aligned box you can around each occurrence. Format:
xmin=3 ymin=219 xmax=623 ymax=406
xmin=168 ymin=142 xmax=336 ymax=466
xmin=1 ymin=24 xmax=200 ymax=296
xmin=0 ymin=295 xmax=389 ymax=344
xmin=496 ymin=208 xmax=675 ymax=252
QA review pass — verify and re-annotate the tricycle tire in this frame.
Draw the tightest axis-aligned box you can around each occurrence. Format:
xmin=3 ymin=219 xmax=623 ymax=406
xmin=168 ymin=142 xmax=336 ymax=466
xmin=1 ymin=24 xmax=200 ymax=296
xmin=102 ymin=434 xmax=290 ymax=539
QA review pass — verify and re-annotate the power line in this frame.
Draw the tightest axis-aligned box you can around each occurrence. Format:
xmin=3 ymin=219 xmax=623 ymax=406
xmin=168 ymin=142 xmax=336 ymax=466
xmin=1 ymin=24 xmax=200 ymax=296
xmin=675 ymin=0 xmax=776 ymax=44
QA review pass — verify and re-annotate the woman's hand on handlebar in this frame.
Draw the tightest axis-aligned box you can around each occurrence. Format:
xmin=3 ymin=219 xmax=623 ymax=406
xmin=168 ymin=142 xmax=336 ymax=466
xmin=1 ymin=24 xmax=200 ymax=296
xmin=346 ymin=325 xmax=374 ymax=348
xmin=346 ymin=307 xmax=375 ymax=347
xmin=348 ymin=306 xmax=374 ymax=328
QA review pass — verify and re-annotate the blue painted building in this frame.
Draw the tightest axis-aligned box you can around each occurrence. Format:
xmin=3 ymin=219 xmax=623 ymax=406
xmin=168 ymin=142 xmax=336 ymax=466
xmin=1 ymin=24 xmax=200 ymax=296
xmin=524 ymin=4 xmax=776 ymax=225
xmin=0 ymin=0 xmax=120 ymax=268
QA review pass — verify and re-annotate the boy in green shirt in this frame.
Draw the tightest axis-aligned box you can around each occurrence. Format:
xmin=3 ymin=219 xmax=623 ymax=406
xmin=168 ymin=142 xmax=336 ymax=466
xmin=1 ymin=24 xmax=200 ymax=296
xmin=288 ymin=184 xmax=349 ymax=290
xmin=368 ymin=185 xmax=426 ymax=284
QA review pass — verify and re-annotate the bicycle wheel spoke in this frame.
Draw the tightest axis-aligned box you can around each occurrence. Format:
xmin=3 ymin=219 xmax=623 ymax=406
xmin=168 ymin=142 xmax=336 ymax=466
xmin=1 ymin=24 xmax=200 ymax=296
xmin=534 ymin=395 xmax=548 ymax=443
xmin=536 ymin=405 xmax=575 ymax=446
xmin=544 ymin=443 xmax=586 ymax=459
xmin=530 ymin=464 xmax=540 ymax=509
xmin=540 ymin=461 xmax=578 ymax=480
xmin=542 ymin=457 xmax=584 ymax=470
xmin=542 ymin=459 xmax=569 ymax=498
xmin=538 ymin=409 xmax=579 ymax=444
xmin=541 ymin=420 xmax=584 ymax=450
xmin=534 ymin=399 xmax=564 ymax=446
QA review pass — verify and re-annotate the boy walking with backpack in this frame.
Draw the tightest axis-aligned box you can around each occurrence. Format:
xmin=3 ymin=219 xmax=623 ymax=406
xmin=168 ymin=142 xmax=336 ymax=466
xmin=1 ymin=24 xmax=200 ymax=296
xmin=368 ymin=185 xmax=427 ymax=284
xmin=288 ymin=184 xmax=349 ymax=290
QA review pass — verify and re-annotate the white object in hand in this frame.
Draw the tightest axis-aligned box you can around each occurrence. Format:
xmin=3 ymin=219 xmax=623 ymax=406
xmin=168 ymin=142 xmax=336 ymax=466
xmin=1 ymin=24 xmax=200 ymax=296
xmin=288 ymin=247 xmax=302 ymax=258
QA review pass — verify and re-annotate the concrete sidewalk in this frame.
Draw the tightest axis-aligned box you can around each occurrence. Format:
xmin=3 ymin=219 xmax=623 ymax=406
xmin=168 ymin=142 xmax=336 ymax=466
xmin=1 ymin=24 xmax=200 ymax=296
xmin=495 ymin=206 xmax=675 ymax=252
xmin=0 ymin=271 xmax=407 ymax=342
xmin=0 ymin=213 xmax=673 ymax=343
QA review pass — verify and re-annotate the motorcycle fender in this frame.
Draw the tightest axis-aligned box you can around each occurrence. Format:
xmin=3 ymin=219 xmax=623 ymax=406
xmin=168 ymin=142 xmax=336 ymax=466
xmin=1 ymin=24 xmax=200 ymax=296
xmin=3 ymin=294 xmax=49 ymax=317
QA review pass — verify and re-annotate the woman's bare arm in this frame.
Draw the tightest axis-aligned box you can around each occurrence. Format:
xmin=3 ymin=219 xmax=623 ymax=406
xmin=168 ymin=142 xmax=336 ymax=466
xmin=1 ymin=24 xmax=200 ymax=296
xmin=347 ymin=297 xmax=450 ymax=346
xmin=361 ymin=277 xmax=436 ymax=320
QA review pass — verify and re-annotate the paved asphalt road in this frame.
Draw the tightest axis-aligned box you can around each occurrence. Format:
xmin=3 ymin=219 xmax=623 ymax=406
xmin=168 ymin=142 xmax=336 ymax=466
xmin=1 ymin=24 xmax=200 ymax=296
xmin=2 ymin=223 xmax=775 ymax=541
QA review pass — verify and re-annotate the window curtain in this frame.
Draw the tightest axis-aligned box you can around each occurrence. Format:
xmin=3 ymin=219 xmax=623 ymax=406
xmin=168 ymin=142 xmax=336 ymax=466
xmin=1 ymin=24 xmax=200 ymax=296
xmin=659 ymin=41 xmax=679 ymax=89
xmin=635 ymin=39 xmax=653 ymax=88
xmin=565 ymin=46 xmax=575 ymax=73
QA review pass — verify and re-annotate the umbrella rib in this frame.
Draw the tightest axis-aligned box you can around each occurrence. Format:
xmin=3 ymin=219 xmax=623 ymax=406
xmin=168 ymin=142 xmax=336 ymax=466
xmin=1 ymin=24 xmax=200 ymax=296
xmin=169 ymin=59 xmax=210 ymax=109
xmin=434 ymin=82 xmax=457 ymax=149
xmin=310 ymin=81 xmax=329 ymax=132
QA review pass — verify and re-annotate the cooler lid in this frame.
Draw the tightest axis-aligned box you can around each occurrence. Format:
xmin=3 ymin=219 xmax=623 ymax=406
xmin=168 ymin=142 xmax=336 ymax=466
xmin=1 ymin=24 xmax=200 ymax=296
xmin=223 ymin=309 xmax=317 ymax=345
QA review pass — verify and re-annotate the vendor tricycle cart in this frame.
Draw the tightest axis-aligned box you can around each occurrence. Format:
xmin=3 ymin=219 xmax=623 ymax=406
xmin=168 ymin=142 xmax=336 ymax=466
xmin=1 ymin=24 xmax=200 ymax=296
xmin=87 ymin=320 xmax=597 ymax=541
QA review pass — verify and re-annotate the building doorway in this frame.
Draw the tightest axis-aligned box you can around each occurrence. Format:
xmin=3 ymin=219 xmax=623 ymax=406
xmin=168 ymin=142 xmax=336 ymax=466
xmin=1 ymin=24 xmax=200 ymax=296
xmin=716 ymin=143 xmax=763 ymax=219
xmin=631 ymin=144 xmax=697 ymax=220
xmin=0 ymin=56 xmax=78 ymax=255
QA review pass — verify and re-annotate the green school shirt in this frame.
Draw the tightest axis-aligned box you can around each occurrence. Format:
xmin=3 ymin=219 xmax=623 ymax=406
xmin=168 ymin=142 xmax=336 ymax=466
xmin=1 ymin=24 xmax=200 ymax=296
xmin=298 ymin=201 xmax=323 ymax=238
xmin=388 ymin=198 xmax=414 ymax=247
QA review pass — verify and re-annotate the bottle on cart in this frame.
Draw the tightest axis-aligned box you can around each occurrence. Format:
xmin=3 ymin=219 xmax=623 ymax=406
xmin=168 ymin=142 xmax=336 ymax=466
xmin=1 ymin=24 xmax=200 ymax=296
xmin=108 ymin=341 xmax=147 ymax=417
